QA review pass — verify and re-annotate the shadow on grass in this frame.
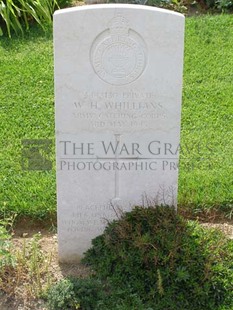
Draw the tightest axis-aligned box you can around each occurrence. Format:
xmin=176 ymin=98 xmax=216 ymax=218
xmin=0 ymin=24 xmax=53 ymax=50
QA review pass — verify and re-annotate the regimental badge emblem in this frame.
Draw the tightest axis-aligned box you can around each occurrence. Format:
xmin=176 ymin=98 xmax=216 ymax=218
xmin=90 ymin=13 xmax=147 ymax=86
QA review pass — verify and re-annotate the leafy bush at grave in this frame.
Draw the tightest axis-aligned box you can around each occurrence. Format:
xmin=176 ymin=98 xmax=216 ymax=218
xmin=47 ymin=206 xmax=233 ymax=310
xmin=47 ymin=277 xmax=149 ymax=309
xmin=47 ymin=278 xmax=106 ymax=310
xmin=108 ymin=0 xmax=233 ymax=13
xmin=56 ymin=0 xmax=74 ymax=8
xmin=144 ymin=0 xmax=233 ymax=12
xmin=216 ymin=0 xmax=233 ymax=10
xmin=108 ymin=0 xmax=233 ymax=12
xmin=82 ymin=206 xmax=233 ymax=309
xmin=0 ymin=0 xmax=73 ymax=38
xmin=196 ymin=0 xmax=233 ymax=10
xmin=146 ymin=0 xmax=189 ymax=13
xmin=46 ymin=279 xmax=78 ymax=310
xmin=107 ymin=0 xmax=188 ymax=13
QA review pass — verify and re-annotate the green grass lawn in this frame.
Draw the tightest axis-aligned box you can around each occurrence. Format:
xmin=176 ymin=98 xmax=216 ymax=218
xmin=0 ymin=28 xmax=55 ymax=219
xmin=179 ymin=15 xmax=233 ymax=216
xmin=0 ymin=15 xmax=232 ymax=220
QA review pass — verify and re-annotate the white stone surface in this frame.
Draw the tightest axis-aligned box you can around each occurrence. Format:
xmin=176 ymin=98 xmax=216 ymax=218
xmin=54 ymin=4 xmax=185 ymax=262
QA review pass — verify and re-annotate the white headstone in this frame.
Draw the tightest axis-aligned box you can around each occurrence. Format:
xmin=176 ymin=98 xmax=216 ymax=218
xmin=54 ymin=4 xmax=185 ymax=262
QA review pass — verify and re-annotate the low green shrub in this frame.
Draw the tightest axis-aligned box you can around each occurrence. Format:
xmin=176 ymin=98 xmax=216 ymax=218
xmin=57 ymin=0 xmax=73 ymax=7
xmin=83 ymin=206 xmax=233 ymax=310
xmin=146 ymin=0 xmax=188 ymax=13
xmin=216 ymin=0 xmax=233 ymax=10
xmin=47 ymin=278 xmax=105 ymax=310
xmin=146 ymin=0 xmax=233 ymax=12
xmin=106 ymin=0 xmax=188 ymax=13
xmin=47 ymin=207 xmax=233 ymax=310
xmin=47 ymin=277 xmax=152 ymax=310
xmin=195 ymin=0 xmax=233 ymax=10
xmin=46 ymin=279 xmax=78 ymax=310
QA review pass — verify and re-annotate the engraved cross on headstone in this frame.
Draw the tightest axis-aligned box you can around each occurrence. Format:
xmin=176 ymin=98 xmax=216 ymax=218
xmin=112 ymin=133 xmax=121 ymax=203
xmin=97 ymin=133 xmax=140 ymax=205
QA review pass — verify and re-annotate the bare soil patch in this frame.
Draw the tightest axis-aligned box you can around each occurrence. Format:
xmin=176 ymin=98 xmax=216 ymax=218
xmin=0 ymin=225 xmax=91 ymax=310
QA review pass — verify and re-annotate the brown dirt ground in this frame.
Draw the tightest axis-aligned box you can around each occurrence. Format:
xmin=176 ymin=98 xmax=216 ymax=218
xmin=0 ymin=225 xmax=91 ymax=310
